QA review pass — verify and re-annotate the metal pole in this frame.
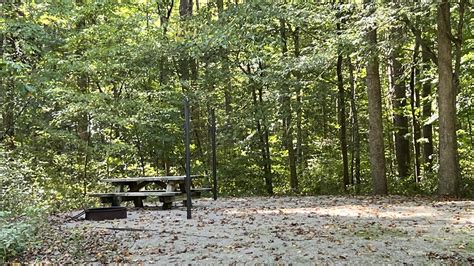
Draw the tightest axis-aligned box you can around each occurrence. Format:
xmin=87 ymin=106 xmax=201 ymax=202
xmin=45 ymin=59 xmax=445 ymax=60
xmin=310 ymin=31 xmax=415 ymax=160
xmin=211 ymin=108 xmax=217 ymax=200
xmin=184 ymin=97 xmax=192 ymax=219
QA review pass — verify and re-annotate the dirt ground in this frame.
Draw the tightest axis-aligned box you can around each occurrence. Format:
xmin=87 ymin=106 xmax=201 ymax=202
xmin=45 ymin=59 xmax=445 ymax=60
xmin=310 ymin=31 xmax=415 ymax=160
xmin=20 ymin=196 xmax=474 ymax=264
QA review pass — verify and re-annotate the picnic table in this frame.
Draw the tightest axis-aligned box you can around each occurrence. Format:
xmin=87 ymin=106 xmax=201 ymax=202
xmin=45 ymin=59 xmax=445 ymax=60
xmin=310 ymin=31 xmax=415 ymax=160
xmin=89 ymin=175 xmax=211 ymax=209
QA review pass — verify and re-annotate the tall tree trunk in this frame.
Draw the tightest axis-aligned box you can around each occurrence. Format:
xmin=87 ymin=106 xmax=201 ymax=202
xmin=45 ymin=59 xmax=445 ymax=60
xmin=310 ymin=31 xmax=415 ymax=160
xmin=1 ymin=8 xmax=19 ymax=149
xmin=249 ymin=64 xmax=273 ymax=195
xmin=252 ymin=85 xmax=273 ymax=195
xmin=135 ymin=135 xmax=146 ymax=176
xmin=178 ymin=1 xmax=191 ymax=88
xmin=386 ymin=67 xmax=395 ymax=177
xmin=336 ymin=59 xmax=349 ymax=188
xmin=348 ymin=55 xmax=361 ymax=190
xmin=180 ymin=0 xmax=192 ymax=17
xmin=410 ymin=42 xmax=421 ymax=182
xmin=437 ymin=1 xmax=459 ymax=196
xmin=453 ymin=0 xmax=466 ymax=97
xmin=388 ymin=29 xmax=410 ymax=179
xmin=74 ymin=0 xmax=90 ymax=192
xmin=279 ymin=19 xmax=298 ymax=191
xmin=336 ymin=17 xmax=350 ymax=190
xmin=421 ymin=44 xmax=434 ymax=171
xmin=157 ymin=0 xmax=174 ymax=90
xmin=2 ymin=80 xmax=15 ymax=147
xmin=322 ymin=98 xmax=327 ymax=139
xmin=291 ymin=27 xmax=304 ymax=173
xmin=180 ymin=0 xmax=204 ymax=169
xmin=259 ymin=67 xmax=273 ymax=195
xmin=216 ymin=0 xmax=232 ymax=120
xmin=365 ymin=3 xmax=387 ymax=195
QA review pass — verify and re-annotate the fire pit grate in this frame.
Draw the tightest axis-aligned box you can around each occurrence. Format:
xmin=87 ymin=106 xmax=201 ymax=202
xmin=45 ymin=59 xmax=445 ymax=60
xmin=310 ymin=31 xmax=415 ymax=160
xmin=85 ymin=206 xmax=127 ymax=221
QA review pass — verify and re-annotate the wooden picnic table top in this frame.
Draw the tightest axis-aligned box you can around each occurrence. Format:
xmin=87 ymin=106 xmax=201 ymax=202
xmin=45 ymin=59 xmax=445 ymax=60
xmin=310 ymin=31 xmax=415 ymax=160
xmin=89 ymin=191 xmax=182 ymax=197
xmin=102 ymin=175 xmax=204 ymax=183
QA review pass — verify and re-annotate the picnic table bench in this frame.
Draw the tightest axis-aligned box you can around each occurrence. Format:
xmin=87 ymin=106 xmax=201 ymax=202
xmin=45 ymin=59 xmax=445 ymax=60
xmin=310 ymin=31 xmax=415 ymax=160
xmin=89 ymin=175 xmax=212 ymax=209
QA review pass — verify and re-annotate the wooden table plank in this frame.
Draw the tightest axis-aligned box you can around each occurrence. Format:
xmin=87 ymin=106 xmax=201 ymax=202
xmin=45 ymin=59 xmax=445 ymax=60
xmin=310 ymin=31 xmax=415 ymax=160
xmin=102 ymin=175 xmax=204 ymax=183
xmin=89 ymin=191 xmax=182 ymax=197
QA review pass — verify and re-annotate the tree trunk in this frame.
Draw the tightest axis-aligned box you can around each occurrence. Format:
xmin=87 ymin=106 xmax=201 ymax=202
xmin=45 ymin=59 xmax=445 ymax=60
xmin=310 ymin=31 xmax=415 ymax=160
xmin=421 ymin=44 xmax=434 ymax=170
xmin=322 ymin=98 xmax=327 ymax=139
xmin=437 ymin=1 xmax=459 ymax=196
xmin=336 ymin=16 xmax=350 ymax=190
xmin=348 ymin=55 xmax=361 ymax=190
xmin=180 ymin=0 xmax=192 ymax=17
xmin=249 ymin=64 xmax=273 ymax=195
xmin=453 ymin=0 xmax=466 ymax=97
xmin=1 ymin=9 xmax=18 ymax=148
xmin=216 ymin=0 xmax=232 ymax=120
xmin=291 ymin=27 xmax=304 ymax=173
xmin=336 ymin=57 xmax=349 ymax=189
xmin=279 ymin=19 xmax=298 ymax=192
xmin=2 ymin=80 xmax=15 ymax=147
xmin=410 ymin=42 xmax=421 ymax=182
xmin=365 ymin=3 xmax=387 ymax=195
xmin=252 ymin=85 xmax=273 ymax=195
xmin=389 ymin=41 xmax=410 ymax=179
xmin=178 ymin=0 xmax=191 ymax=88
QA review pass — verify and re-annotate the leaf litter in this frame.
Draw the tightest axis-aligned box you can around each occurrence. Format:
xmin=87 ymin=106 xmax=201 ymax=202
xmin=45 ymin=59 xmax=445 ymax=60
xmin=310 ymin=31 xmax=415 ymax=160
xmin=14 ymin=196 xmax=474 ymax=264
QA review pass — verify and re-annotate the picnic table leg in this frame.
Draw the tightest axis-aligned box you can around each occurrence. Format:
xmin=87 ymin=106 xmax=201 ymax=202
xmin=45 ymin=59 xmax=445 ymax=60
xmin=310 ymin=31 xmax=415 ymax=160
xmin=112 ymin=196 xmax=122 ymax=206
xmin=129 ymin=183 xmax=144 ymax=207
xmin=133 ymin=197 xmax=144 ymax=207
xmin=162 ymin=202 xmax=173 ymax=210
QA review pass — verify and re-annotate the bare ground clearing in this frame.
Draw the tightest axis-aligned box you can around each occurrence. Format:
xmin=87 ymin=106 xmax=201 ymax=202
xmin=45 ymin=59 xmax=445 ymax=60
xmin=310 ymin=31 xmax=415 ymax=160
xmin=20 ymin=196 xmax=474 ymax=264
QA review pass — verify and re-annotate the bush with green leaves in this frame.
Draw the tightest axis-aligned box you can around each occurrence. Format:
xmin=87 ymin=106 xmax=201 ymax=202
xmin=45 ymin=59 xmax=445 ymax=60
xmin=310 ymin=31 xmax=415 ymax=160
xmin=1 ymin=150 xmax=43 ymax=214
xmin=0 ymin=210 xmax=43 ymax=263
xmin=0 ymin=149 xmax=46 ymax=262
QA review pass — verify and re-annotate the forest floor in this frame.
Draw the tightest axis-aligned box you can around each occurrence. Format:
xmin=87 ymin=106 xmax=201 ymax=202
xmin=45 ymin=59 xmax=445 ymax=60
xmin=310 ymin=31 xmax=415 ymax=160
xmin=19 ymin=196 xmax=474 ymax=264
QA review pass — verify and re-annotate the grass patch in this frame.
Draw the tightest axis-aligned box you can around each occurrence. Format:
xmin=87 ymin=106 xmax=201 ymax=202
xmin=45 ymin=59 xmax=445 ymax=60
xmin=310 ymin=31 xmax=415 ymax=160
xmin=354 ymin=225 xmax=408 ymax=240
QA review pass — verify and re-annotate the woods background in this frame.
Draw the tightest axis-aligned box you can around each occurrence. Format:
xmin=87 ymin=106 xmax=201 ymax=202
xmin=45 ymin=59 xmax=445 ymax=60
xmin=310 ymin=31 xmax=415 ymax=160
xmin=1 ymin=0 xmax=473 ymax=214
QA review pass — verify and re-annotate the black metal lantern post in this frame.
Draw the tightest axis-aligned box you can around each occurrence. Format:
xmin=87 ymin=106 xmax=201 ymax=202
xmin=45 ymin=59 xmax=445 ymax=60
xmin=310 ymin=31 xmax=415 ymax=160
xmin=184 ymin=97 xmax=192 ymax=219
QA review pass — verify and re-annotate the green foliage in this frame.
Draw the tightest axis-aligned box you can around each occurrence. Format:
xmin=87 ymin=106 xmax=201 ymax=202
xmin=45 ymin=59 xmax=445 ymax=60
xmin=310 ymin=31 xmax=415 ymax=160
xmin=0 ymin=209 xmax=43 ymax=262
xmin=0 ymin=1 xmax=473 ymax=226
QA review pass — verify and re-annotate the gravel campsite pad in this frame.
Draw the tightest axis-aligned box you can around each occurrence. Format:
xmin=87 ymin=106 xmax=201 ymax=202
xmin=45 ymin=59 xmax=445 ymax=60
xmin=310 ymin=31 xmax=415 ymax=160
xmin=22 ymin=196 xmax=474 ymax=264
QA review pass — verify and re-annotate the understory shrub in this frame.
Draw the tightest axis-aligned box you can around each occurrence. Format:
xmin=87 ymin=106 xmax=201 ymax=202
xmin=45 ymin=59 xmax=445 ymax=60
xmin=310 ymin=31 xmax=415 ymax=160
xmin=0 ymin=211 xmax=43 ymax=262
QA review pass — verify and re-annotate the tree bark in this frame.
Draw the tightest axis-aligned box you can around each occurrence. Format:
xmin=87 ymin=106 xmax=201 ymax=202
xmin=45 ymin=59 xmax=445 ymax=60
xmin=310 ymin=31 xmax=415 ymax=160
xmin=2 ymin=79 xmax=15 ymax=146
xmin=249 ymin=64 xmax=273 ymax=195
xmin=1 ymin=6 xmax=19 ymax=148
xmin=337 ymin=56 xmax=349 ymax=189
xmin=410 ymin=42 xmax=421 ymax=182
xmin=216 ymin=0 xmax=232 ymax=120
xmin=437 ymin=1 xmax=459 ymax=196
xmin=389 ymin=30 xmax=410 ymax=179
xmin=290 ymin=26 xmax=304 ymax=173
xmin=279 ymin=19 xmax=298 ymax=191
xmin=453 ymin=0 xmax=466 ymax=96
xmin=336 ymin=14 xmax=350 ymax=190
xmin=348 ymin=55 xmax=361 ymax=190
xmin=180 ymin=0 xmax=192 ymax=17
xmin=365 ymin=3 xmax=387 ymax=195
xmin=421 ymin=44 xmax=434 ymax=171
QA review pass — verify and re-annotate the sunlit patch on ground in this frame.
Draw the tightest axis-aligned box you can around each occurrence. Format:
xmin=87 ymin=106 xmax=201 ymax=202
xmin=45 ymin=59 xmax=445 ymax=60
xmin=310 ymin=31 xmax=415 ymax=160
xmin=19 ymin=196 xmax=474 ymax=264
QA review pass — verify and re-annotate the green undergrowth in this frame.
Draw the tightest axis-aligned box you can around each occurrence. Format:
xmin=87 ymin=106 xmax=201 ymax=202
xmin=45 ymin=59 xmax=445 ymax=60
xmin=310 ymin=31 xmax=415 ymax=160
xmin=0 ymin=208 xmax=45 ymax=263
